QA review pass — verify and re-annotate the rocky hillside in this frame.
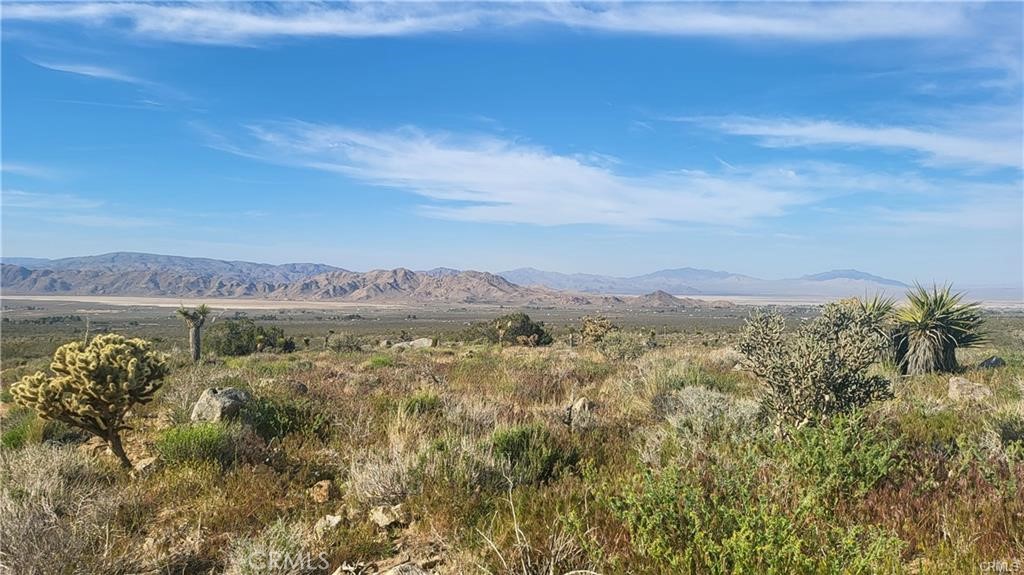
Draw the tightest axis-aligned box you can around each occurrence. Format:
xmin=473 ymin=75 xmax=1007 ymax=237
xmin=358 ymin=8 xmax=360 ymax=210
xmin=0 ymin=254 xmax=619 ymax=306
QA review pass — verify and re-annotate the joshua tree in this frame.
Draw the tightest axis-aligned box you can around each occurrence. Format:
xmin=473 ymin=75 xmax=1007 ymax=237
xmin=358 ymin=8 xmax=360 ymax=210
xmin=177 ymin=304 xmax=210 ymax=363
xmin=11 ymin=334 xmax=169 ymax=467
xmin=893 ymin=285 xmax=984 ymax=375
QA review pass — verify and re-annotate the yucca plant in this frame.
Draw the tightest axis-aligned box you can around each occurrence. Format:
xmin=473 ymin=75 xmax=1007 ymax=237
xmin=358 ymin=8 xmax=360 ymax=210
xmin=893 ymin=284 xmax=984 ymax=375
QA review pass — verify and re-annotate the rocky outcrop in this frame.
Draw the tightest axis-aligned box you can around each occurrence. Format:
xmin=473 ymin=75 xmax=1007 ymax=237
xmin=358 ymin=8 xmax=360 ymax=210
xmin=948 ymin=377 xmax=992 ymax=402
xmin=190 ymin=387 xmax=249 ymax=422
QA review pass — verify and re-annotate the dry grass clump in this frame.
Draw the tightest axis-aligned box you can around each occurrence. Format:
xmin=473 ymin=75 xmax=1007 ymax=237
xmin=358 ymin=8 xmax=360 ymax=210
xmin=347 ymin=413 xmax=426 ymax=506
xmin=223 ymin=519 xmax=320 ymax=575
xmin=0 ymin=444 xmax=130 ymax=575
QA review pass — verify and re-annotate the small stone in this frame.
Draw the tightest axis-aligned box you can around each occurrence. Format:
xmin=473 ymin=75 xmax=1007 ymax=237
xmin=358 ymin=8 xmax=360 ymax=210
xmin=314 ymin=514 xmax=343 ymax=537
xmin=190 ymin=387 xmax=249 ymax=422
xmin=308 ymin=480 xmax=338 ymax=504
xmin=979 ymin=356 xmax=1006 ymax=369
xmin=563 ymin=397 xmax=594 ymax=431
xmin=133 ymin=456 xmax=158 ymax=475
xmin=391 ymin=338 xmax=435 ymax=351
xmin=369 ymin=504 xmax=407 ymax=529
xmin=948 ymin=376 xmax=993 ymax=402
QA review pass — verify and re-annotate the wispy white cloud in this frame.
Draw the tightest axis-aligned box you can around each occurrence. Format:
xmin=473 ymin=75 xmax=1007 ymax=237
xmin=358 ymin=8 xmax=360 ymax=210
xmin=214 ymin=121 xmax=1015 ymax=229
xmin=691 ymin=115 xmax=1023 ymax=169
xmin=2 ymin=189 xmax=102 ymax=210
xmin=1 ymin=2 xmax=978 ymax=44
xmin=1 ymin=162 xmax=58 ymax=179
xmin=28 ymin=59 xmax=147 ymax=85
xmin=2 ymin=189 xmax=160 ymax=228
xmin=45 ymin=214 xmax=158 ymax=228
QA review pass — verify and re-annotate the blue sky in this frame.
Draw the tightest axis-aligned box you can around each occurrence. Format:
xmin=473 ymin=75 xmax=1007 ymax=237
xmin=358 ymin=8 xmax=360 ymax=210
xmin=1 ymin=2 xmax=1021 ymax=286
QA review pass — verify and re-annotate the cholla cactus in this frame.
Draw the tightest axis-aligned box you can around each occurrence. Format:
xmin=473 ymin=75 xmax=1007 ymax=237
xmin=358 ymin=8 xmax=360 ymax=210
xmin=737 ymin=302 xmax=891 ymax=435
xmin=10 ymin=334 xmax=169 ymax=467
xmin=581 ymin=315 xmax=616 ymax=343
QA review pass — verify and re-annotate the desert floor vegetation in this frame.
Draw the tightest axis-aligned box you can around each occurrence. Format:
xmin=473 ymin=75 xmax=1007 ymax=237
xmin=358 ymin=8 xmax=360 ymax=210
xmin=1 ymin=300 xmax=1022 ymax=574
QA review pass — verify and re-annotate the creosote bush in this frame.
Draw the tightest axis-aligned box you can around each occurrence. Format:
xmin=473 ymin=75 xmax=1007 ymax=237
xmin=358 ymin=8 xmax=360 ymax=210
xmin=596 ymin=330 xmax=656 ymax=361
xmin=737 ymin=302 xmax=891 ymax=433
xmin=487 ymin=312 xmax=553 ymax=346
xmin=10 ymin=334 xmax=169 ymax=467
xmin=205 ymin=318 xmax=296 ymax=357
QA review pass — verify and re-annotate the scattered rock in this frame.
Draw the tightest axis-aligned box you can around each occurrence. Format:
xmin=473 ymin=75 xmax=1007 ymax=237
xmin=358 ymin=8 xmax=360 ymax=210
xmin=287 ymin=380 xmax=309 ymax=395
xmin=948 ymin=377 xmax=993 ymax=402
xmin=369 ymin=504 xmax=408 ymax=529
xmin=379 ymin=339 xmax=392 ymax=348
xmin=392 ymin=338 xmax=436 ymax=351
xmin=314 ymin=514 xmax=343 ymax=537
xmin=562 ymin=397 xmax=595 ymax=431
xmin=190 ymin=387 xmax=249 ymax=422
xmin=979 ymin=356 xmax=1006 ymax=369
xmin=308 ymin=480 xmax=338 ymax=504
xmin=132 ymin=456 xmax=158 ymax=476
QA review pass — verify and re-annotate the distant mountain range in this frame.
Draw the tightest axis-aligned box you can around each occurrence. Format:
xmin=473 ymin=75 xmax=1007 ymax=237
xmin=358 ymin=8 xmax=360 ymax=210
xmin=0 ymin=253 xmax=610 ymax=306
xmin=499 ymin=266 xmax=909 ymax=297
xmin=0 ymin=251 xmax=986 ymax=305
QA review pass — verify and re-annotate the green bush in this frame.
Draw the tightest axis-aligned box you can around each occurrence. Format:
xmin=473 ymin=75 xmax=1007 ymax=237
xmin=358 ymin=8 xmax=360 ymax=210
xmin=155 ymin=423 xmax=234 ymax=466
xmin=605 ymin=460 xmax=904 ymax=572
xmin=480 ymin=312 xmax=553 ymax=346
xmin=595 ymin=330 xmax=655 ymax=361
xmin=402 ymin=391 xmax=442 ymax=415
xmin=205 ymin=319 xmax=296 ymax=357
xmin=491 ymin=424 xmax=577 ymax=485
xmin=737 ymin=302 xmax=891 ymax=433
xmin=774 ymin=414 xmax=902 ymax=507
xmin=368 ymin=355 xmax=393 ymax=368
xmin=244 ymin=396 xmax=328 ymax=440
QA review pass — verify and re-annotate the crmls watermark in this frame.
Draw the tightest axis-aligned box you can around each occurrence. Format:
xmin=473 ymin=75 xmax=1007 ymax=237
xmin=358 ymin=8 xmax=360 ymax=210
xmin=981 ymin=559 xmax=1023 ymax=573
xmin=244 ymin=551 xmax=330 ymax=572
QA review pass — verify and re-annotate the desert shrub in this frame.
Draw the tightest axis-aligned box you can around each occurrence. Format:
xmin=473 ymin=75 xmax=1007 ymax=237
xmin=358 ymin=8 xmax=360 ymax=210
xmin=328 ymin=332 xmax=363 ymax=352
xmin=893 ymin=285 xmax=984 ymax=375
xmin=581 ymin=315 xmax=617 ymax=343
xmin=605 ymin=461 xmax=904 ymax=572
xmin=155 ymin=423 xmax=235 ymax=466
xmin=774 ymin=414 xmax=903 ymax=506
xmin=491 ymin=424 xmax=578 ymax=486
xmin=349 ymin=435 xmax=421 ymax=506
xmin=244 ymin=396 xmax=328 ymax=441
xmin=401 ymin=390 xmax=442 ymax=415
xmin=672 ymin=363 xmax=745 ymax=393
xmin=10 ymin=333 xmax=169 ymax=467
xmin=737 ymin=303 xmax=892 ymax=433
xmin=0 ymin=444 xmax=130 ymax=574
xmin=205 ymin=319 xmax=296 ymax=357
xmin=487 ymin=312 xmax=553 ymax=346
xmin=596 ymin=330 xmax=655 ymax=361
xmin=664 ymin=386 xmax=761 ymax=442
xmin=223 ymin=519 xmax=322 ymax=575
